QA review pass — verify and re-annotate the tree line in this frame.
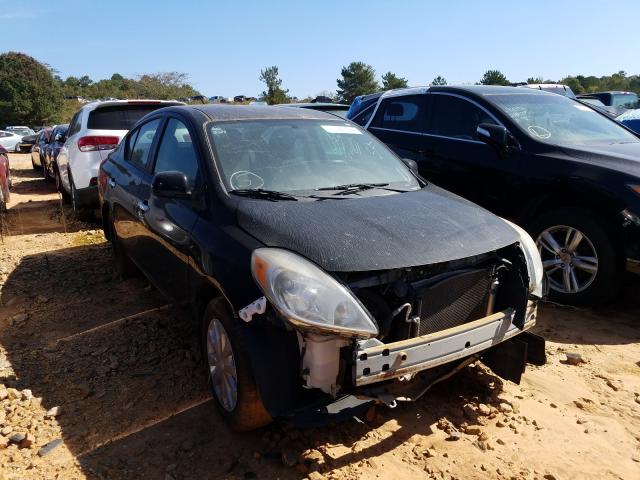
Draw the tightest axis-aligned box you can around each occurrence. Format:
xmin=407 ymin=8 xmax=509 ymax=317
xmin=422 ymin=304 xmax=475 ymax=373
xmin=0 ymin=52 xmax=201 ymax=126
xmin=2 ymin=51 xmax=640 ymax=127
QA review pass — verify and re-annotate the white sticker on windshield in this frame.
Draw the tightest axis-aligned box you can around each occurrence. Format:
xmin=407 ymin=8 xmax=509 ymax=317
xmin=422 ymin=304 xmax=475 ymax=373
xmin=574 ymin=104 xmax=594 ymax=112
xmin=321 ymin=125 xmax=362 ymax=134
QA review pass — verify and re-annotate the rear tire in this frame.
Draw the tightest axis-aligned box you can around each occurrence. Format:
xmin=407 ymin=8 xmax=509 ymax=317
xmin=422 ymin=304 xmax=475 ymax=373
xmin=528 ymin=207 xmax=621 ymax=306
xmin=202 ymin=298 xmax=272 ymax=431
xmin=69 ymin=171 xmax=93 ymax=221
xmin=42 ymin=157 xmax=53 ymax=182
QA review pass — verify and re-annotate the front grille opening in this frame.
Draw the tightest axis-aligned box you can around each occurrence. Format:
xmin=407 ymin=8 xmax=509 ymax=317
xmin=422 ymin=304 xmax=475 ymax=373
xmin=414 ymin=268 xmax=493 ymax=336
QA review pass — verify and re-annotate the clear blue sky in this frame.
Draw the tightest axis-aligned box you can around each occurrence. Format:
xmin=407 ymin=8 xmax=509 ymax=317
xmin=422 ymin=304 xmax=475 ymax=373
xmin=2 ymin=0 xmax=639 ymax=98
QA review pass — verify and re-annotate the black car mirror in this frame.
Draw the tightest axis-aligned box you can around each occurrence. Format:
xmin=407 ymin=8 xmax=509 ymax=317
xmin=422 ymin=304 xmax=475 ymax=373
xmin=54 ymin=134 xmax=64 ymax=142
xmin=152 ymin=171 xmax=191 ymax=198
xmin=401 ymin=157 xmax=420 ymax=176
xmin=476 ymin=123 xmax=509 ymax=150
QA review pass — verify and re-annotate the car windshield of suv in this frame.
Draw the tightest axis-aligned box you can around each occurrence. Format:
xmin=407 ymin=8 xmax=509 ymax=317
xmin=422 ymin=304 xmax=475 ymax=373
xmin=489 ymin=93 xmax=640 ymax=146
xmin=612 ymin=93 xmax=639 ymax=109
xmin=208 ymin=119 xmax=419 ymax=194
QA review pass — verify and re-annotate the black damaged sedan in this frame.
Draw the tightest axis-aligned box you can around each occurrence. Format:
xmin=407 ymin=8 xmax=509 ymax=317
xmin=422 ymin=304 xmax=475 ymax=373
xmin=98 ymin=105 xmax=545 ymax=430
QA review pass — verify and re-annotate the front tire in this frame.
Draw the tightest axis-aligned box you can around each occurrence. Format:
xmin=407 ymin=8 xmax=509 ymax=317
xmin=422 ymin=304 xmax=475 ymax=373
xmin=54 ymin=164 xmax=70 ymax=202
xmin=202 ymin=298 xmax=271 ymax=431
xmin=528 ymin=207 xmax=621 ymax=306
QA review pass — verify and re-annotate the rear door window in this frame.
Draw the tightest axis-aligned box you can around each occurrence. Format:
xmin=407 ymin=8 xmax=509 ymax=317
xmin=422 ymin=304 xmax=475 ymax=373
xmin=127 ymin=119 xmax=161 ymax=170
xmin=428 ymin=94 xmax=497 ymax=140
xmin=370 ymin=95 xmax=427 ymax=133
xmin=88 ymin=104 xmax=166 ymax=130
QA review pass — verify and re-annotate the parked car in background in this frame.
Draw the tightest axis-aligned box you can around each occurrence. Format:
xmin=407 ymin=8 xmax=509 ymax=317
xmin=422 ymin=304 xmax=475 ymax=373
xmin=577 ymin=91 xmax=639 ymax=117
xmin=191 ymin=95 xmax=208 ymax=104
xmin=616 ymin=109 xmax=640 ymax=134
xmin=5 ymin=126 xmax=35 ymax=136
xmin=43 ymin=124 xmax=68 ymax=184
xmin=518 ymin=83 xmax=576 ymax=98
xmin=233 ymin=95 xmax=247 ymax=103
xmin=99 ymin=104 xmax=545 ymax=431
xmin=208 ymin=96 xmax=225 ymax=103
xmin=351 ymin=85 xmax=640 ymax=305
xmin=0 ymin=146 xmax=11 ymax=210
xmin=279 ymin=102 xmax=350 ymax=118
xmin=56 ymin=100 xmax=183 ymax=218
xmin=16 ymin=133 xmax=38 ymax=153
xmin=0 ymin=130 xmax=22 ymax=152
xmin=577 ymin=97 xmax=619 ymax=118
xmin=30 ymin=128 xmax=52 ymax=169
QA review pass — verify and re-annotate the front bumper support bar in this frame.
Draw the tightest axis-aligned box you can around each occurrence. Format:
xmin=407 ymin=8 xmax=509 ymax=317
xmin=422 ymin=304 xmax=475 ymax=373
xmin=354 ymin=305 xmax=537 ymax=387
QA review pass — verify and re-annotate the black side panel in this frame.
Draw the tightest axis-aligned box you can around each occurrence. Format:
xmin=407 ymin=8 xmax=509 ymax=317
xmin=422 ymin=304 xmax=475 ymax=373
xmin=481 ymin=337 xmax=528 ymax=384
xmin=517 ymin=331 xmax=547 ymax=366
xmin=239 ymin=320 xmax=302 ymax=417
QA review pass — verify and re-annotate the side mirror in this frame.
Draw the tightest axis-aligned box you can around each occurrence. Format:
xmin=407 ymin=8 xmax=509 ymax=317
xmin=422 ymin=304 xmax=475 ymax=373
xmin=54 ymin=134 xmax=63 ymax=142
xmin=152 ymin=171 xmax=191 ymax=198
xmin=476 ymin=123 xmax=510 ymax=154
xmin=401 ymin=157 xmax=420 ymax=176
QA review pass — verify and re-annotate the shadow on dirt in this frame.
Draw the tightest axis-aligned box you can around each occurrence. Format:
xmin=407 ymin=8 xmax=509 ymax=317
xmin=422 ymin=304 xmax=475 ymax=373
xmin=0 ymin=242 xmax=516 ymax=479
xmin=534 ymin=274 xmax=640 ymax=346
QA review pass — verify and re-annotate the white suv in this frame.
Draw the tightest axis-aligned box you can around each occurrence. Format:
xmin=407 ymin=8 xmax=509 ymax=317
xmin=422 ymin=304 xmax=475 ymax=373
xmin=56 ymin=100 xmax=183 ymax=217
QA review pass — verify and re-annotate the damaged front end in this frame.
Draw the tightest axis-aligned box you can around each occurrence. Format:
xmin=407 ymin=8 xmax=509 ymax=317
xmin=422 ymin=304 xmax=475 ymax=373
xmin=243 ymin=234 xmax=546 ymax=421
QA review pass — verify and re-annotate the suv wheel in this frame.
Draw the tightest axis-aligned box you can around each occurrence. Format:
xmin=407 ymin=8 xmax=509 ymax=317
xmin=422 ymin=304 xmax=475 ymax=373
xmin=202 ymin=298 xmax=271 ymax=431
xmin=69 ymin=171 xmax=92 ymax=221
xmin=529 ymin=207 xmax=620 ymax=305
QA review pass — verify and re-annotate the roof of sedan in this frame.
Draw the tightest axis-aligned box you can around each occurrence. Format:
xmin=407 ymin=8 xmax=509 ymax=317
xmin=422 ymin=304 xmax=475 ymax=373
xmin=187 ymin=104 xmax=342 ymax=122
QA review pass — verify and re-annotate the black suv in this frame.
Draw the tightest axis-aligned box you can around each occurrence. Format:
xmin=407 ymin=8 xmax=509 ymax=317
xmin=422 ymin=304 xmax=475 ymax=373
xmin=99 ymin=105 xmax=545 ymax=430
xmin=349 ymin=86 xmax=640 ymax=305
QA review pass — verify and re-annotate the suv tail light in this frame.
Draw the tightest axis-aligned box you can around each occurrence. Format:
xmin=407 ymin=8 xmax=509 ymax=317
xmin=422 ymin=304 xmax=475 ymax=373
xmin=78 ymin=136 xmax=119 ymax=152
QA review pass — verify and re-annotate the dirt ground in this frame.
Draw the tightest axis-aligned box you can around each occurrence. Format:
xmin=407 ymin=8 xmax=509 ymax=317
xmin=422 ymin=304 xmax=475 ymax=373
xmin=0 ymin=153 xmax=639 ymax=480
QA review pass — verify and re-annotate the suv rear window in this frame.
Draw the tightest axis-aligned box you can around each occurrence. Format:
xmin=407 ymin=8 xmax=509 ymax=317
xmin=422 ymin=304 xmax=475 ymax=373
xmin=87 ymin=104 xmax=166 ymax=130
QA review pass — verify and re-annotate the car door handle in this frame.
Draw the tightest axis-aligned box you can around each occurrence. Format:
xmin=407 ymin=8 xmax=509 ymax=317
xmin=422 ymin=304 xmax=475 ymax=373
xmin=108 ymin=177 xmax=116 ymax=188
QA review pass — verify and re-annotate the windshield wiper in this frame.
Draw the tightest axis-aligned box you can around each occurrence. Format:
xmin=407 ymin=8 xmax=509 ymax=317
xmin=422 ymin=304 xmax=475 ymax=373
xmin=228 ymin=188 xmax=299 ymax=201
xmin=315 ymin=183 xmax=410 ymax=195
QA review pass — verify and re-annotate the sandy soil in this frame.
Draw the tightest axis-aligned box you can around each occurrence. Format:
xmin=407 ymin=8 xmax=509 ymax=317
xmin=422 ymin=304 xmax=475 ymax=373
xmin=1 ymin=153 xmax=639 ymax=480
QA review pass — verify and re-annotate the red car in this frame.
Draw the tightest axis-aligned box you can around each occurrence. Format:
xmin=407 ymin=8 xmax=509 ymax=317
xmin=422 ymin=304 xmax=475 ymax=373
xmin=0 ymin=145 xmax=11 ymax=210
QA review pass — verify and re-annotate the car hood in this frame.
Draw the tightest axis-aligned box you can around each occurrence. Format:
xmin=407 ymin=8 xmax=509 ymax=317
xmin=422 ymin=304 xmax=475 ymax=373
xmin=560 ymin=142 xmax=640 ymax=177
xmin=236 ymin=186 xmax=520 ymax=272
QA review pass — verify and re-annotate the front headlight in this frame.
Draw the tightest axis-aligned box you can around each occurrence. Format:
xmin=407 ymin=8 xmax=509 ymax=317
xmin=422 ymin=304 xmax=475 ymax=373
xmin=503 ymin=220 xmax=544 ymax=298
xmin=251 ymin=248 xmax=379 ymax=338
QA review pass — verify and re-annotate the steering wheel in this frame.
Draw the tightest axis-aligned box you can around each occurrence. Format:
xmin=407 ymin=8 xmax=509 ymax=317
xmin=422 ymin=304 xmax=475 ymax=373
xmin=229 ymin=171 xmax=264 ymax=190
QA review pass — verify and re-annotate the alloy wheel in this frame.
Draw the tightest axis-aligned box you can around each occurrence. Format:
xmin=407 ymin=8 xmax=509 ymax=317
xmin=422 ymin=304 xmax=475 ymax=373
xmin=536 ymin=225 xmax=598 ymax=294
xmin=206 ymin=317 xmax=238 ymax=412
